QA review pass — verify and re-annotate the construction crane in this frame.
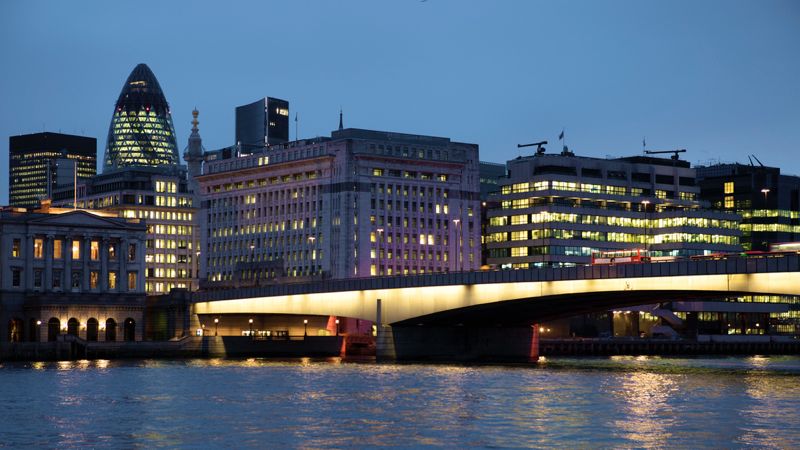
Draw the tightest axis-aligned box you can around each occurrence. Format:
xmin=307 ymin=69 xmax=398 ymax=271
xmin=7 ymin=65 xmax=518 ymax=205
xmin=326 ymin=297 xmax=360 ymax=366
xmin=517 ymin=140 xmax=548 ymax=156
xmin=645 ymin=149 xmax=686 ymax=160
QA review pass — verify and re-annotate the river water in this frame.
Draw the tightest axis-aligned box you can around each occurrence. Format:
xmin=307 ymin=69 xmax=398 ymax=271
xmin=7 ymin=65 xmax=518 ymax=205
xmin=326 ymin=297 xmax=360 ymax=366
xmin=1 ymin=356 xmax=799 ymax=448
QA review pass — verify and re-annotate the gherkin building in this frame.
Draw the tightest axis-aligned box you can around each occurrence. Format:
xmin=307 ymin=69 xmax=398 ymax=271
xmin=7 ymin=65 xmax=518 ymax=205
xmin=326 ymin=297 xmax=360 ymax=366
xmin=104 ymin=64 xmax=179 ymax=170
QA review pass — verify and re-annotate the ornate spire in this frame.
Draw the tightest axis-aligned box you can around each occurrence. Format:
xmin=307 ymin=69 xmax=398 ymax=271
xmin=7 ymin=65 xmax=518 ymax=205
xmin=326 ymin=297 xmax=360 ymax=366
xmin=184 ymin=108 xmax=205 ymax=184
xmin=338 ymin=108 xmax=343 ymax=131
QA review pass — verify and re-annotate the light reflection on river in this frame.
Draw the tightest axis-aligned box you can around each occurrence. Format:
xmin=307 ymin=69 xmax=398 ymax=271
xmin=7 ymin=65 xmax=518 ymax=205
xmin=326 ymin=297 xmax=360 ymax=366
xmin=1 ymin=356 xmax=799 ymax=448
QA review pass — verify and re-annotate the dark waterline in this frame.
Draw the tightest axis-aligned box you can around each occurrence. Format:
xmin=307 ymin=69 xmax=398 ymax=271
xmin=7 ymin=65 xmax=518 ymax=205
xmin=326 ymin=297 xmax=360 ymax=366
xmin=1 ymin=356 xmax=799 ymax=448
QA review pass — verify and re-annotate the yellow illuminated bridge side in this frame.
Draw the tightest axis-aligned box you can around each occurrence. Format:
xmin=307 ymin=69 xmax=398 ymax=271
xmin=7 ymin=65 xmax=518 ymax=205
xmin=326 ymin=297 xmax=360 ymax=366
xmin=193 ymin=272 xmax=800 ymax=325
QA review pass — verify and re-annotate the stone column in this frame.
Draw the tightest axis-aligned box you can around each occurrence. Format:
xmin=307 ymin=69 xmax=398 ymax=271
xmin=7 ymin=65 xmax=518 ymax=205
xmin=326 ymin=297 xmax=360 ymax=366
xmin=44 ymin=234 xmax=54 ymax=291
xmin=24 ymin=234 xmax=33 ymax=289
xmin=375 ymin=298 xmax=397 ymax=361
xmin=100 ymin=237 xmax=109 ymax=291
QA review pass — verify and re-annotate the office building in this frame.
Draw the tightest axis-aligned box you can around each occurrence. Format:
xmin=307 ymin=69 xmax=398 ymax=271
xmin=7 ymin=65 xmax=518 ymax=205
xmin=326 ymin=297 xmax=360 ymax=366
xmin=8 ymin=132 xmax=96 ymax=208
xmin=198 ymin=128 xmax=481 ymax=286
xmin=104 ymin=63 xmax=179 ymax=170
xmin=235 ymin=97 xmax=290 ymax=148
xmin=485 ymin=152 xmax=741 ymax=268
xmin=0 ymin=202 xmax=146 ymax=343
xmin=696 ymin=162 xmax=800 ymax=250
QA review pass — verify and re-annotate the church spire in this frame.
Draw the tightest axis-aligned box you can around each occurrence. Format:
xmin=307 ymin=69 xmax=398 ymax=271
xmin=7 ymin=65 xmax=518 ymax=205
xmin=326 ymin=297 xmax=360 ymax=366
xmin=184 ymin=108 xmax=205 ymax=191
xmin=338 ymin=107 xmax=343 ymax=131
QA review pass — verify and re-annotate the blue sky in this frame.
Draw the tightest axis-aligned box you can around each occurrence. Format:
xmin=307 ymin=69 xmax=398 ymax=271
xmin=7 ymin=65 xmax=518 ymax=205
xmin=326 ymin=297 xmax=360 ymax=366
xmin=1 ymin=0 xmax=798 ymax=204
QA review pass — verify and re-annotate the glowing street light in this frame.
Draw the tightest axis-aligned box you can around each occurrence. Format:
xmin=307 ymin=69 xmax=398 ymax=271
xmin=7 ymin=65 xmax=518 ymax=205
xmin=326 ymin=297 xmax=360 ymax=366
xmin=214 ymin=317 xmax=219 ymax=336
xmin=248 ymin=318 xmax=253 ymax=337
xmin=303 ymin=319 xmax=308 ymax=337
xmin=335 ymin=318 xmax=340 ymax=336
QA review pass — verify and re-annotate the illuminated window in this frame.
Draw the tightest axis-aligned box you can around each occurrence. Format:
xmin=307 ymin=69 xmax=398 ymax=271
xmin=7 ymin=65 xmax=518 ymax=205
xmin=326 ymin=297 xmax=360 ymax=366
xmin=128 ymin=272 xmax=137 ymax=291
xmin=72 ymin=240 xmax=81 ymax=260
xmin=373 ymin=168 xmax=383 ymax=176
xmin=90 ymin=271 xmax=99 ymax=289
xmin=12 ymin=239 xmax=20 ymax=258
xmin=511 ymin=247 xmax=528 ymax=257
xmin=34 ymin=238 xmax=44 ymax=259
xmin=109 ymin=244 xmax=117 ymax=260
xmin=724 ymin=196 xmax=734 ymax=208
xmin=108 ymin=272 xmax=117 ymax=290
xmin=91 ymin=241 xmax=100 ymax=260
xmin=724 ymin=181 xmax=734 ymax=194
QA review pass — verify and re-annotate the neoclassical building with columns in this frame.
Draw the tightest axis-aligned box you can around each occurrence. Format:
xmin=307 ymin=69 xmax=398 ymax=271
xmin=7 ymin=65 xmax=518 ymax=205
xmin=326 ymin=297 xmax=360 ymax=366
xmin=0 ymin=203 xmax=146 ymax=343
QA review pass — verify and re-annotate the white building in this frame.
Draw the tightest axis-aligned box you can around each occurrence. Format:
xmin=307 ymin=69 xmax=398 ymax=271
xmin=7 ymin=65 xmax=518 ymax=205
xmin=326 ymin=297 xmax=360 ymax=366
xmin=198 ymin=128 xmax=481 ymax=286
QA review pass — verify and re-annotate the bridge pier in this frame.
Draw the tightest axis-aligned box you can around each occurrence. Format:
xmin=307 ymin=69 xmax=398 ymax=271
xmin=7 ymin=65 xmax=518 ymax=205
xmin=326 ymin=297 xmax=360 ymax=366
xmin=388 ymin=325 xmax=538 ymax=362
xmin=376 ymin=324 xmax=396 ymax=361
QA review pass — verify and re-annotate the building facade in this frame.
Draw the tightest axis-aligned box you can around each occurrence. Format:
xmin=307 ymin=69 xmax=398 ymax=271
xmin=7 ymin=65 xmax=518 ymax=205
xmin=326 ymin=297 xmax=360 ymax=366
xmin=235 ymin=97 xmax=290 ymax=147
xmin=0 ymin=204 xmax=147 ymax=343
xmin=104 ymin=63 xmax=179 ymax=170
xmin=485 ymin=153 xmax=741 ymax=268
xmin=9 ymin=132 xmax=96 ymax=208
xmin=696 ymin=163 xmax=800 ymax=251
xmin=197 ymin=128 xmax=481 ymax=286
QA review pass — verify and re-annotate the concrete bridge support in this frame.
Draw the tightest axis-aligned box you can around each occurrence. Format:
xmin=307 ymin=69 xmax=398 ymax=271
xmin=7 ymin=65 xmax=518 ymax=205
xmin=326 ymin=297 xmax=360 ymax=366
xmin=388 ymin=325 xmax=538 ymax=362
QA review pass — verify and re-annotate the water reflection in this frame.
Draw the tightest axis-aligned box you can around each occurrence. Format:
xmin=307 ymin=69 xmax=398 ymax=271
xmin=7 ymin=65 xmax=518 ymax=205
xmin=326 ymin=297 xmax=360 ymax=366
xmin=0 ymin=356 xmax=798 ymax=448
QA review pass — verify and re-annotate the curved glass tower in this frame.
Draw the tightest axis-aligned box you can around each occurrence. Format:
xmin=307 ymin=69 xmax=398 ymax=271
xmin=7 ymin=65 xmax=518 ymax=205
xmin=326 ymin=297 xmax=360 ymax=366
xmin=104 ymin=64 xmax=179 ymax=170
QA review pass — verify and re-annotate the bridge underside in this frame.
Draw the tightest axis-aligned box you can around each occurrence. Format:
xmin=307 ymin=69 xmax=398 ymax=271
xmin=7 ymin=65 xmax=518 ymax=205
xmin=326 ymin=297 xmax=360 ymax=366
xmin=391 ymin=290 xmax=746 ymax=327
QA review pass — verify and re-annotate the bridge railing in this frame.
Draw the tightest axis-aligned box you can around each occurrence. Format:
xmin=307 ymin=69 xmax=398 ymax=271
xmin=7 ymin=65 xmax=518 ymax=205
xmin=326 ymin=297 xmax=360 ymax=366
xmin=192 ymin=254 xmax=800 ymax=302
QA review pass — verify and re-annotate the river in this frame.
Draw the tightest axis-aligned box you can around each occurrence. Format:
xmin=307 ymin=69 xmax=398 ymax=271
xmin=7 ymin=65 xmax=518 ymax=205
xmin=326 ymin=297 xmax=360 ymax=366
xmin=1 ymin=356 xmax=799 ymax=448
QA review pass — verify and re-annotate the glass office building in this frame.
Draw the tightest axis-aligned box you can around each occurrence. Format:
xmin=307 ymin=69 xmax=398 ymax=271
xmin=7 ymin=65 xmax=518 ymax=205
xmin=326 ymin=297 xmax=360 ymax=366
xmin=104 ymin=64 xmax=179 ymax=170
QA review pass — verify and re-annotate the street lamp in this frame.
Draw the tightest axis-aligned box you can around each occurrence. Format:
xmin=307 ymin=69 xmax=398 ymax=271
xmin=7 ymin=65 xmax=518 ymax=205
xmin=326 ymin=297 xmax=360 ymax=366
xmin=36 ymin=320 xmax=41 ymax=342
xmin=335 ymin=318 xmax=340 ymax=336
xmin=452 ymin=219 xmax=461 ymax=272
xmin=303 ymin=319 xmax=308 ymax=337
xmin=376 ymin=228 xmax=384 ymax=276
xmin=248 ymin=318 xmax=253 ymax=337
xmin=214 ymin=317 xmax=219 ymax=336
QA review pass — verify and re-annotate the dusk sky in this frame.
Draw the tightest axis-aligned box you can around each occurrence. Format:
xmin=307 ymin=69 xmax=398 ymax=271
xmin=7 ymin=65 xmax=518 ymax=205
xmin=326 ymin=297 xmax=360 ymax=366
xmin=1 ymin=1 xmax=798 ymax=204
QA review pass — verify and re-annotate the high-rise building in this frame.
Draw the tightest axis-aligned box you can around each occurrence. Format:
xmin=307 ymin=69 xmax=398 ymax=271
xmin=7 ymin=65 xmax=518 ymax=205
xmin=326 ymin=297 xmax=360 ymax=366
xmin=104 ymin=63 xmax=179 ymax=170
xmin=696 ymin=163 xmax=800 ymax=250
xmin=197 ymin=128 xmax=481 ymax=286
xmin=235 ymin=97 xmax=290 ymax=148
xmin=8 ymin=132 xmax=96 ymax=208
xmin=485 ymin=152 xmax=741 ymax=268
xmin=53 ymin=67 xmax=199 ymax=295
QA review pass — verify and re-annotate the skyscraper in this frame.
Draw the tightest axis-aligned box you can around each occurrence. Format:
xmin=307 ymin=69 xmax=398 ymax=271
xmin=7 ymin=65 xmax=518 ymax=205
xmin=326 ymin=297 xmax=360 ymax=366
xmin=235 ymin=97 xmax=290 ymax=149
xmin=104 ymin=64 xmax=179 ymax=170
xmin=9 ymin=132 xmax=96 ymax=208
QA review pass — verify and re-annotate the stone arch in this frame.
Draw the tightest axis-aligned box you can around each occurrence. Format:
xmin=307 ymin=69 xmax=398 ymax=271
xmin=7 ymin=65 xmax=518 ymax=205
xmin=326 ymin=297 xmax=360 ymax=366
xmin=105 ymin=318 xmax=117 ymax=342
xmin=86 ymin=318 xmax=99 ymax=342
xmin=48 ymin=318 xmax=60 ymax=342
xmin=123 ymin=318 xmax=136 ymax=342
xmin=67 ymin=318 xmax=79 ymax=337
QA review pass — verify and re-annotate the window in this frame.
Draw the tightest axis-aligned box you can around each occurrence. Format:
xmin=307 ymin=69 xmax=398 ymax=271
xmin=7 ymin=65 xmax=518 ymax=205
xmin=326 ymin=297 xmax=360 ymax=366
xmin=128 ymin=244 xmax=137 ymax=262
xmin=109 ymin=244 xmax=117 ymax=260
xmin=53 ymin=270 xmax=62 ymax=289
xmin=724 ymin=181 xmax=734 ymax=194
xmin=724 ymin=196 xmax=734 ymax=208
xmin=90 ymin=271 xmax=99 ymax=289
xmin=34 ymin=270 xmax=42 ymax=288
xmin=54 ymin=240 xmax=63 ymax=259
xmin=108 ymin=272 xmax=117 ymax=290
xmin=128 ymin=272 xmax=137 ymax=291
xmin=34 ymin=238 xmax=44 ymax=259
xmin=72 ymin=240 xmax=81 ymax=260
xmin=72 ymin=272 xmax=81 ymax=289
xmin=91 ymin=241 xmax=100 ymax=260
xmin=12 ymin=269 xmax=21 ymax=287
xmin=12 ymin=239 xmax=20 ymax=258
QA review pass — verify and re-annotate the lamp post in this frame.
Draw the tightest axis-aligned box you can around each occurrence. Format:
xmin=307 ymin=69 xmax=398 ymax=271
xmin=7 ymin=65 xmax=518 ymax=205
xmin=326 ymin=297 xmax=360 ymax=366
xmin=214 ymin=317 xmax=219 ymax=336
xmin=376 ymin=228 xmax=384 ymax=276
xmin=642 ymin=200 xmax=650 ymax=253
xmin=303 ymin=319 xmax=308 ymax=337
xmin=452 ymin=219 xmax=461 ymax=272
xmin=335 ymin=319 xmax=340 ymax=336
xmin=248 ymin=318 xmax=253 ymax=337
xmin=36 ymin=320 xmax=41 ymax=342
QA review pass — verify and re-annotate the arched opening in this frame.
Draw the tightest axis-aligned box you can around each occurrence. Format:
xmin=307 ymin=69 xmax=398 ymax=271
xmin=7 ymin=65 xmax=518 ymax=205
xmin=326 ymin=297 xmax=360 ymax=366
xmin=28 ymin=318 xmax=38 ymax=342
xmin=67 ymin=318 xmax=79 ymax=337
xmin=7 ymin=318 xmax=23 ymax=342
xmin=48 ymin=318 xmax=60 ymax=342
xmin=123 ymin=318 xmax=136 ymax=342
xmin=105 ymin=318 xmax=117 ymax=342
xmin=86 ymin=318 xmax=99 ymax=342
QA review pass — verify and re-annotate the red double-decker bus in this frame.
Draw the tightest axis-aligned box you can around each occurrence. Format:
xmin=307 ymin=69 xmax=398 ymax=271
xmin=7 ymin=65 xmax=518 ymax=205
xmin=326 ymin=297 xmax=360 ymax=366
xmin=591 ymin=249 xmax=650 ymax=265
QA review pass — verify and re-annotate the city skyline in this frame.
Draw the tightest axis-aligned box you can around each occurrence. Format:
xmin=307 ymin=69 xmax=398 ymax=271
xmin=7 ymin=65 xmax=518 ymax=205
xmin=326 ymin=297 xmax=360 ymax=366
xmin=2 ymin=0 xmax=799 ymax=205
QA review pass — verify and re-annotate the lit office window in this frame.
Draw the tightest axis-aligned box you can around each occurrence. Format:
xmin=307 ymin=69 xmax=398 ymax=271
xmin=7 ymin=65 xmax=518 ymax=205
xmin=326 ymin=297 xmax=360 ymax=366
xmin=724 ymin=182 xmax=734 ymax=194
xmin=54 ymin=240 xmax=63 ymax=259
xmin=34 ymin=238 xmax=44 ymax=259
xmin=91 ymin=241 xmax=100 ymax=260
xmin=72 ymin=240 xmax=81 ymax=260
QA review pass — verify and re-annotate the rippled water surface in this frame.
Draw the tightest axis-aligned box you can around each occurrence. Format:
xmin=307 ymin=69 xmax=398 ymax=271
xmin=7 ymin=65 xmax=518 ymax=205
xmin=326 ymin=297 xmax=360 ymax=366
xmin=1 ymin=356 xmax=799 ymax=448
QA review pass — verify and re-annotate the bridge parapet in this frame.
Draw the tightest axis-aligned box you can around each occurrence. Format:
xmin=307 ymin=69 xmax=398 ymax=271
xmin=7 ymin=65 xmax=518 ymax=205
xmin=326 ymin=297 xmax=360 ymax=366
xmin=193 ymin=254 xmax=800 ymax=303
